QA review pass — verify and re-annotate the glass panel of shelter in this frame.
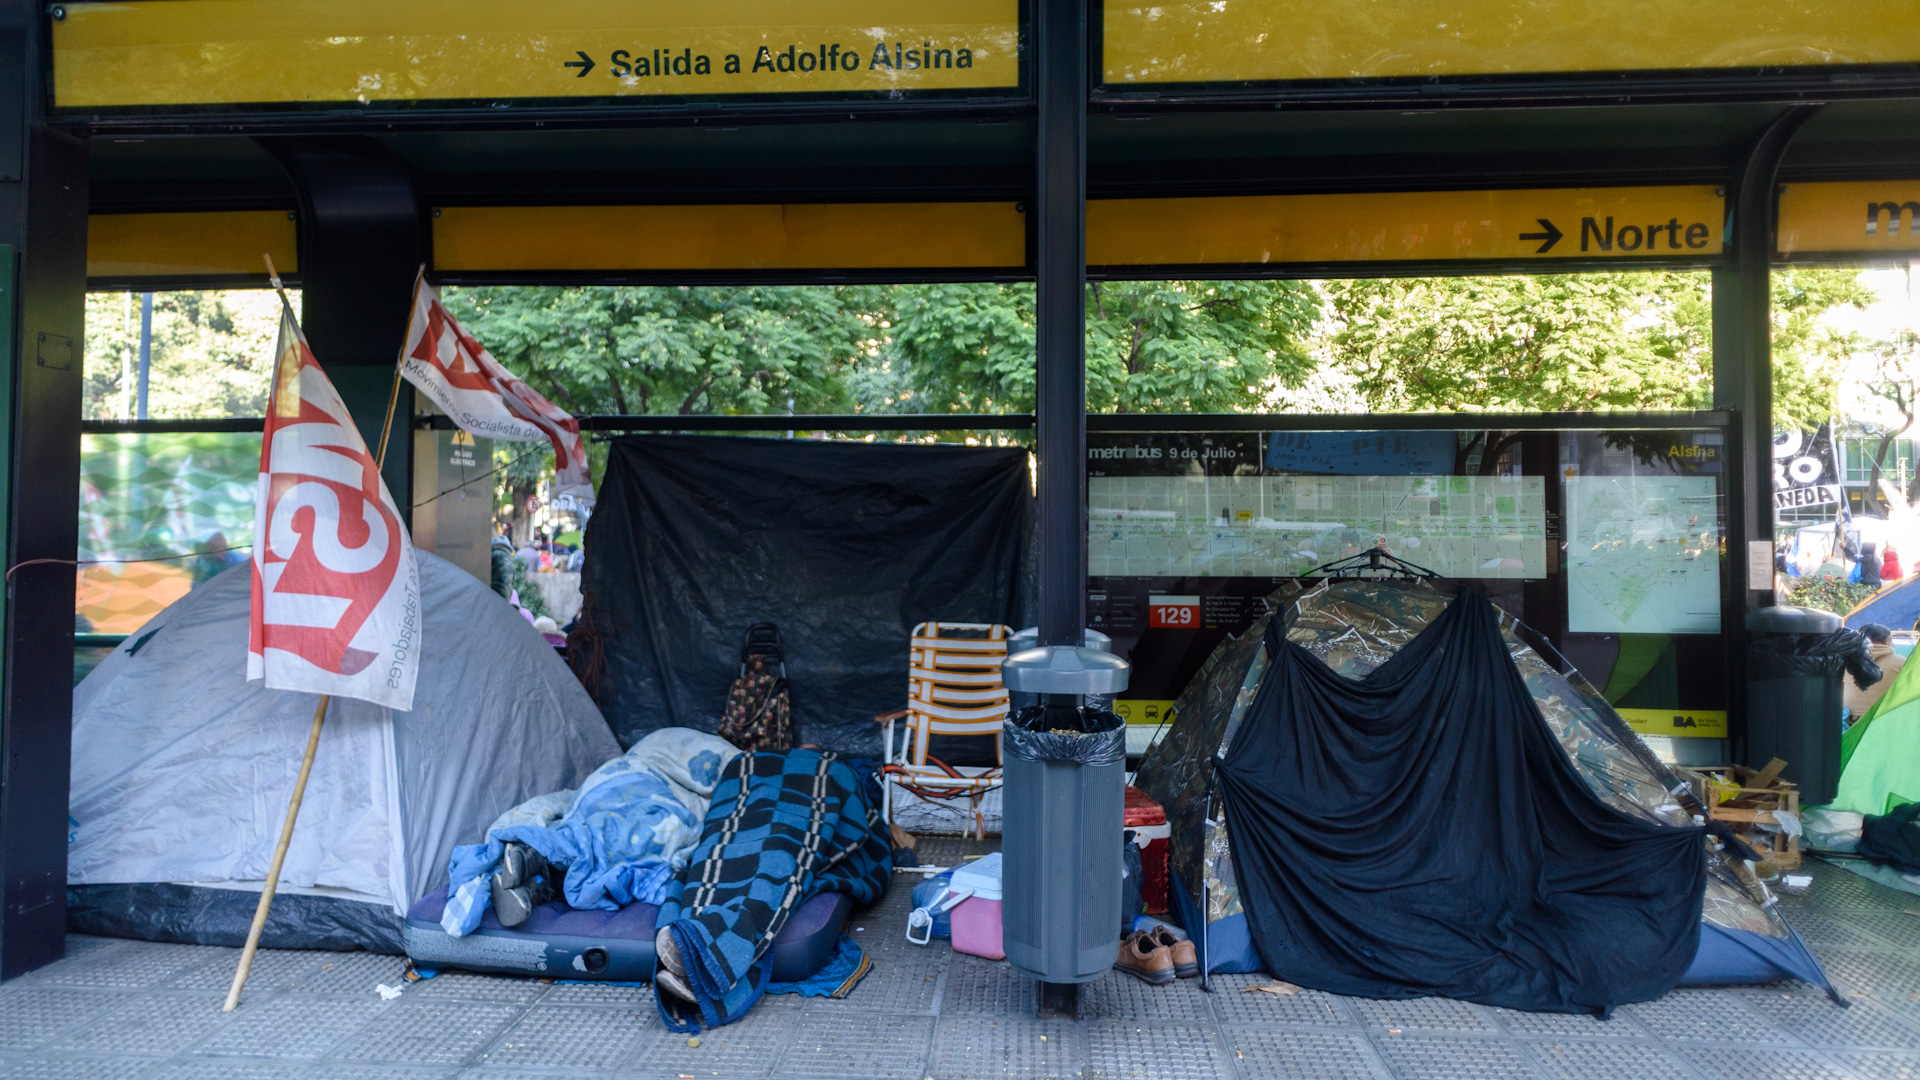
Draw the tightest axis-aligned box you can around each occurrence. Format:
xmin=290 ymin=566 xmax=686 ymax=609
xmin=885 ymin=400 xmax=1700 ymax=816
xmin=1087 ymin=420 xmax=1730 ymax=764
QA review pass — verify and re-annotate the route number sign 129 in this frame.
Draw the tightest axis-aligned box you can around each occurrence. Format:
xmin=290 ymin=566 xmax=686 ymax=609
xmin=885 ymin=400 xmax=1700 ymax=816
xmin=1148 ymin=595 xmax=1201 ymax=628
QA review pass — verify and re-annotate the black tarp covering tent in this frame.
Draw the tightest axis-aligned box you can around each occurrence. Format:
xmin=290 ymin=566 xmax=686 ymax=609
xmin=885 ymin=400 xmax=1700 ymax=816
xmin=576 ymin=435 xmax=1034 ymax=753
xmin=1135 ymin=576 xmax=1835 ymax=1008
xmin=1224 ymin=588 xmax=1706 ymax=1012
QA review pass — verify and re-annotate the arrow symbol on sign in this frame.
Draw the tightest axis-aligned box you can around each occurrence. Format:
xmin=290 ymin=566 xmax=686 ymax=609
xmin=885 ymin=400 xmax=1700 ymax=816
xmin=1519 ymin=218 xmax=1563 ymax=253
xmin=565 ymin=51 xmax=596 ymax=77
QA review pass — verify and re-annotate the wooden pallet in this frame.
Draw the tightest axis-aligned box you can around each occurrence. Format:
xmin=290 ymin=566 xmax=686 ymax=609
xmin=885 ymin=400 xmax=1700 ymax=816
xmin=1683 ymin=761 xmax=1802 ymax=872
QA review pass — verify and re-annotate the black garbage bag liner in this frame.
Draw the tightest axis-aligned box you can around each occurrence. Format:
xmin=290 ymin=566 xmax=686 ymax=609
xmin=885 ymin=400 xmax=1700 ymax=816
xmin=1220 ymin=587 xmax=1709 ymax=1014
xmin=577 ymin=435 xmax=1034 ymax=753
xmin=1749 ymin=628 xmax=1882 ymax=690
xmin=1004 ymin=706 xmax=1126 ymax=766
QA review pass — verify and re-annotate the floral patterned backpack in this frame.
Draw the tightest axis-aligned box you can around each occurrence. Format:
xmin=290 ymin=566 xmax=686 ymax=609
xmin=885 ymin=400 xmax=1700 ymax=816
xmin=717 ymin=622 xmax=792 ymax=752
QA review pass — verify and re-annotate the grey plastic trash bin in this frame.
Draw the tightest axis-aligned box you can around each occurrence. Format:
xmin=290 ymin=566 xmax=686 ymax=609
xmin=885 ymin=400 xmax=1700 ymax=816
xmin=1000 ymin=646 xmax=1129 ymax=986
xmin=1746 ymin=605 xmax=1844 ymax=805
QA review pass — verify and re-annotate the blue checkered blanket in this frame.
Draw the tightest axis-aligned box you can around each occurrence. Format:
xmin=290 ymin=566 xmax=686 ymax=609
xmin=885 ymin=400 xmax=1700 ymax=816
xmin=655 ymin=748 xmax=891 ymax=1031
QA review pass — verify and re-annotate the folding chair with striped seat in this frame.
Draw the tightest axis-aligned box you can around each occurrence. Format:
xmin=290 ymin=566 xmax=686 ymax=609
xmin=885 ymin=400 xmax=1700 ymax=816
xmin=875 ymin=621 xmax=1011 ymax=840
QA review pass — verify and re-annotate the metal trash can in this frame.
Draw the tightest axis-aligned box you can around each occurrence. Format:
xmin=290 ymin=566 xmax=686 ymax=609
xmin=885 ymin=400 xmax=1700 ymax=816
xmin=1746 ymin=605 xmax=1847 ymax=805
xmin=1006 ymin=627 xmax=1113 ymax=713
xmin=1000 ymin=646 xmax=1129 ymax=987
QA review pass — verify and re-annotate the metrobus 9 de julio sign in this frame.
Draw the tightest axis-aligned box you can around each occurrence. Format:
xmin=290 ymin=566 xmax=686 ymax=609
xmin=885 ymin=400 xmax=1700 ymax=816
xmin=51 ymin=0 xmax=1021 ymax=110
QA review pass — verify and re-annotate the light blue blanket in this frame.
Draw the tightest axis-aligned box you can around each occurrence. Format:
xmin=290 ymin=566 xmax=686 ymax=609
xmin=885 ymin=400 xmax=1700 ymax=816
xmin=442 ymin=728 xmax=738 ymax=937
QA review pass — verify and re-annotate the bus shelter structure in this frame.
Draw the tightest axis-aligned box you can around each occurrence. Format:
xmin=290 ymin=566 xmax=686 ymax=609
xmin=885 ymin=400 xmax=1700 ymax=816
xmin=2 ymin=0 xmax=1920 ymax=986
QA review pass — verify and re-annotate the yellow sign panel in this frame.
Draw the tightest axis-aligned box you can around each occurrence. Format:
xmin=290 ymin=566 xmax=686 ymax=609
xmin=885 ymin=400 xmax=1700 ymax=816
xmin=1111 ymin=699 xmax=1177 ymax=727
xmin=87 ymin=211 xmax=298 ymax=280
xmin=1778 ymin=182 xmax=1920 ymax=256
xmin=1087 ymin=187 xmax=1723 ymax=267
xmin=1103 ymin=0 xmax=1920 ymax=84
xmin=53 ymin=0 xmax=1019 ymax=109
xmin=1615 ymin=708 xmax=1728 ymax=739
xmin=433 ymin=202 xmax=1026 ymax=272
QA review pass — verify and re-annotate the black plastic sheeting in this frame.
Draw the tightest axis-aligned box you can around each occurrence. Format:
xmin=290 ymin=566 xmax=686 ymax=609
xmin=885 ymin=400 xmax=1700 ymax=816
xmin=579 ymin=436 xmax=1034 ymax=753
xmin=69 ymin=883 xmax=405 ymax=954
xmin=1220 ymin=589 xmax=1708 ymax=1014
xmin=1749 ymin=628 xmax=1883 ymax=689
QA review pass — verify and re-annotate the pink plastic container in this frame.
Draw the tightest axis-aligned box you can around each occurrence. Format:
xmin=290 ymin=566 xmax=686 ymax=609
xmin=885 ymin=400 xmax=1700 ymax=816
xmin=950 ymin=853 xmax=1005 ymax=960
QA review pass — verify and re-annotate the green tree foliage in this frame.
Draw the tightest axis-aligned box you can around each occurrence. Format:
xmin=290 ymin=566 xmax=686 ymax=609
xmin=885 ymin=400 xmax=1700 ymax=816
xmin=1319 ymin=269 xmax=1871 ymax=429
xmin=82 ymin=290 xmax=283 ymax=420
xmin=871 ymin=280 xmax=1320 ymax=414
xmin=502 ymin=553 xmax=550 ymax=619
xmin=1785 ymin=574 xmax=1878 ymax=616
xmin=1324 ymin=273 xmax=1710 ymax=414
xmin=78 ymin=271 xmax=1877 ymax=440
xmin=854 ymin=283 xmax=1034 ymax=414
xmin=1771 ymin=268 xmax=1882 ymax=432
xmin=442 ymin=285 xmax=888 ymax=417
xmin=1085 ymin=281 xmax=1320 ymax=413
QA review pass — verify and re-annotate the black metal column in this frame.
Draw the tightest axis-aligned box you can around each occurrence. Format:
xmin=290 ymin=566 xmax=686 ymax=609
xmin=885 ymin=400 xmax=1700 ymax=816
xmin=0 ymin=0 xmax=88 ymax=979
xmin=1031 ymin=0 xmax=1089 ymax=1022
xmin=1034 ymin=0 xmax=1087 ymax=649
xmin=1713 ymin=105 xmax=1819 ymax=763
xmin=259 ymin=137 xmax=423 ymax=519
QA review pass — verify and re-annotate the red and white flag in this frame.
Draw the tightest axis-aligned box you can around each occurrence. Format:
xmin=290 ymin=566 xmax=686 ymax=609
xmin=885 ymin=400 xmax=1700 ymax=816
xmin=399 ymin=275 xmax=593 ymax=505
xmin=249 ymin=306 xmax=421 ymax=710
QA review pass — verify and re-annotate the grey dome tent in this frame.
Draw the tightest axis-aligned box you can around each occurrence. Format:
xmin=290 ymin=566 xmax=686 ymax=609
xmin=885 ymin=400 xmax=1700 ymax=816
xmin=67 ymin=550 xmax=621 ymax=953
xmin=1133 ymin=576 xmax=1834 ymax=996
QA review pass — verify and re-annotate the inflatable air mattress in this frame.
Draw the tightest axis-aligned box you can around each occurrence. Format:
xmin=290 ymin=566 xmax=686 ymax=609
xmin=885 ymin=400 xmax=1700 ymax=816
xmin=403 ymin=886 xmax=852 ymax=983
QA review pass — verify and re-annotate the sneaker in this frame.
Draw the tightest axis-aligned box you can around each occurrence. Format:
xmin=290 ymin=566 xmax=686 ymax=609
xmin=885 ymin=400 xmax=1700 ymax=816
xmin=655 ymin=967 xmax=696 ymax=1004
xmin=1115 ymin=930 xmax=1175 ymax=985
xmin=490 ymin=875 xmax=534 ymax=928
xmin=1149 ymin=927 xmax=1199 ymax=978
xmin=491 ymin=843 xmax=563 ymax=928
xmin=498 ymin=842 xmax=530 ymax=889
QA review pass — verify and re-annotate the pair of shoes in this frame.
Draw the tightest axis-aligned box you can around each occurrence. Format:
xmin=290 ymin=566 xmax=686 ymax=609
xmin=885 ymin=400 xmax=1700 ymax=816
xmin=1116 ymin=930 xmax=1176 ymax=984
xmin=490 ymin=843 xmax=560 ymax=928
xmin=654 ymin=926 xmax=694 ymax=1004
xmin=1150 ymin=926 xmax=1200 ymax=978
xmin=1115 ymin=928 xmax=1200 ymax=985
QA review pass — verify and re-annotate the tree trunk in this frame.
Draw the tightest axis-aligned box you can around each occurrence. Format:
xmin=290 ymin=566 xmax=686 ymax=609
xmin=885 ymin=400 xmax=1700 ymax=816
xmin=1478 ymin=432 xmax=1525 ymax=477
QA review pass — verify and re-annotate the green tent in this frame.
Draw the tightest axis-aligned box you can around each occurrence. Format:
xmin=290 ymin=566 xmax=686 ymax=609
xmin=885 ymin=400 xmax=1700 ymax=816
xmin=1831 ymin=654 xmax=1920 ymax=816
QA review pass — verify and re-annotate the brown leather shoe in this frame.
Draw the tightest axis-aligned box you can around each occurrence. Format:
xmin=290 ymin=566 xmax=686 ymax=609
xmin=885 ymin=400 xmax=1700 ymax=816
xmin=1149 ymin=926 xmax=1199 ymax=978
xmin=1115 ymin=930 xmax=1175 ymax=985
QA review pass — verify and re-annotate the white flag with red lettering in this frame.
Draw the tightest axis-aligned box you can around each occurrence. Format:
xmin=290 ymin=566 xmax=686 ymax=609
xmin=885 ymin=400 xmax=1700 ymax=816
xmin=399 ymin=276 xmax=593 ymax=505
xmin=249 ymin=306 xmax=421 ymax=710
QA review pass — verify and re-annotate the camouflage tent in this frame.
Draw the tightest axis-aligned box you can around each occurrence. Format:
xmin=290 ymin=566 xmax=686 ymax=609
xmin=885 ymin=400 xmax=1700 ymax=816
xmin=1133 ymin=576 xmax=1832 ymax=991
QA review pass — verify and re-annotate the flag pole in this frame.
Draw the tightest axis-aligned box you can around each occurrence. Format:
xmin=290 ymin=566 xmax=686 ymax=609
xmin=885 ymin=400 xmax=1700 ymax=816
xmin=224 ymin=253 xmax=391 ymax=1013
xmin=222 ymin=693 xmax=328 ymax=1012
xmin=374 ymin=266 xmax=427 ymax=477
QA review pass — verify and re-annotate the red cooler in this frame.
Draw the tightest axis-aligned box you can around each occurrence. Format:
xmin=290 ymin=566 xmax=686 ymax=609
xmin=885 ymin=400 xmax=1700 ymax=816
xmin=1124 ymin=786 xmax=1170 ymax=914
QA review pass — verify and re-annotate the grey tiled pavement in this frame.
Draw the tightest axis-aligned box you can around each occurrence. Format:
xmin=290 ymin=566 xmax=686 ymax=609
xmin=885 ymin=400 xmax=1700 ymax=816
xmin=7 ymin=847 xmax=1920 ymax=1079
